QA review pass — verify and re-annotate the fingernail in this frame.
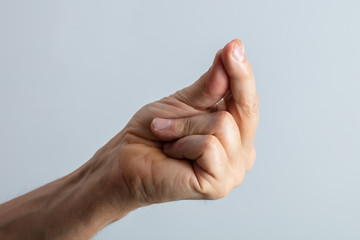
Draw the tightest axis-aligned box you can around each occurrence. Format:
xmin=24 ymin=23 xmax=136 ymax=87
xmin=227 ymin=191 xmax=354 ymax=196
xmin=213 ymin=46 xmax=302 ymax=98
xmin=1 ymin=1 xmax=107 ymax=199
xmin=152 ymin=118 xmax=172 ymax=130
xmin=232 ymin=41 xmax=245 ymax=62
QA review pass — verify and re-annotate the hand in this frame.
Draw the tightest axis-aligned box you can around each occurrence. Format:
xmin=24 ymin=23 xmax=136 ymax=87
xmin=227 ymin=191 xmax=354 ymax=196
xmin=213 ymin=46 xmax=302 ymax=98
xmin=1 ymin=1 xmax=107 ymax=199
xmin=87 ymin=39 xmax=259 ymax=214
xmin=0 ymin=39 xmax=259 ymax=240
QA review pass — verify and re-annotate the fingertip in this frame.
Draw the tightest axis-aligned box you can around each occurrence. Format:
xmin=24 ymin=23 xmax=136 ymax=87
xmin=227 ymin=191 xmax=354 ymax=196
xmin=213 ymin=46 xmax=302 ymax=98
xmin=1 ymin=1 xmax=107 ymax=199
xmin=221 ymin=39 xmax=256 ymax=92
xmin=221 ymin=39 xmax=250 ymax=72
xmin=151 ymin=118 xmax=180 ymax=141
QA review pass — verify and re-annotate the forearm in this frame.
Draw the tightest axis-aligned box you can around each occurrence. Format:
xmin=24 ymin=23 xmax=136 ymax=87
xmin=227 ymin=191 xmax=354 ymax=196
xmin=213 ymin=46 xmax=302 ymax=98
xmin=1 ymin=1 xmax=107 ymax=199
xmin=0 ymin=163 xmax=130 ymax=240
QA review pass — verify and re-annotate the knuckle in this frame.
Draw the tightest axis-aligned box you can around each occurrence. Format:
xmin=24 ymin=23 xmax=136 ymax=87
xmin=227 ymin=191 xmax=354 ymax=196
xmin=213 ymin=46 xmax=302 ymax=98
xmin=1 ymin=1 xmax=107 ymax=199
xmin=202 ymin=186 xmax=228 ymax=200
xmin=214 ymin=111 xmax=235 ymax=130
xmin=208 ymin=180 xmax=233 ymax=200
xmin=201 ymin=168 xmax=235 ymax=200
xmin=239 ymin=94 xmax=259 ymax=118
xmin=208 ymin=191 xmax=227 ymax=200
xmin=177 ymin=117 xmax=191 ymax=136
xmin=202 ymin=135 xmax=219 ymax=153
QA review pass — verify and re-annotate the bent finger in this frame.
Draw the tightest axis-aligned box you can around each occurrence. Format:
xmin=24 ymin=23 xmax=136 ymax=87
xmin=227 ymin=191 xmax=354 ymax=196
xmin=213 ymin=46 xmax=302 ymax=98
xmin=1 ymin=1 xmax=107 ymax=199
xmin=163 ymin=134 xmax=228 ymax=178
xmin=151 ymin=111 xmax=241 ymax=161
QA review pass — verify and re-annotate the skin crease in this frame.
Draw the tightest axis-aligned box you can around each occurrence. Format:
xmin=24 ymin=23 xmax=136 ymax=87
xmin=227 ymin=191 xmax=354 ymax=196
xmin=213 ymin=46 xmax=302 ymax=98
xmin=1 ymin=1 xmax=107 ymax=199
xmin=0 ymin=39 xmax=259 ymax=240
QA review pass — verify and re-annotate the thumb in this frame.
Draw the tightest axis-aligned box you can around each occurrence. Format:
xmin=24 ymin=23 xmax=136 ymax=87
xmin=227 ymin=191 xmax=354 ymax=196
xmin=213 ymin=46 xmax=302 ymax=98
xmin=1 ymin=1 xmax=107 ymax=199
xmin=221 ymin=39 xmax=259 ymax=149
xmin=171 ymin=48 xmax=230 ymax=110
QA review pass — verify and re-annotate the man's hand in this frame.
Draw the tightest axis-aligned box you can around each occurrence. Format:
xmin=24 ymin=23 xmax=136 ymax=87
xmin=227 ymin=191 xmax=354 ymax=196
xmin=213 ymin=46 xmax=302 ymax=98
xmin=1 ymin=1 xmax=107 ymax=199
xmin=97 ymin=38 xmax=259 ymax=210
xmin=0 ymin=39 xmax=259 ymax=240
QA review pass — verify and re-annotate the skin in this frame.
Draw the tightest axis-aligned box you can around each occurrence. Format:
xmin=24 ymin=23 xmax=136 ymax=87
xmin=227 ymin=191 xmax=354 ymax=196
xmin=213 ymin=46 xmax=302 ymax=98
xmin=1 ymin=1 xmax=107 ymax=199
xmin=0 ymin=39 xmax=259 ymax=240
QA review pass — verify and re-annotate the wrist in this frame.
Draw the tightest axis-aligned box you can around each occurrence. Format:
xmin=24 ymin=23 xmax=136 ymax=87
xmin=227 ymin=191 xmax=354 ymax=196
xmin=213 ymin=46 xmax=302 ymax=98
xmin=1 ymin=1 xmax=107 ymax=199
xmin=46 ymin=169 xmax=121 ymax=238
xmin=0 ymin=155 xmax=136 ymax=240
xmin=51 ymin=158 xmax=135 ymax=237
xmin=37 ymin=168 xmax=126 ymax=239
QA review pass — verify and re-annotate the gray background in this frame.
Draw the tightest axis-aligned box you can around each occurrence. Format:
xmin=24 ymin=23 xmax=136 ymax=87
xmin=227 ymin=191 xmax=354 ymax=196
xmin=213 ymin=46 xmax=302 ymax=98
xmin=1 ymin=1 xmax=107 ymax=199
xmin=1 ymin=0 xmax=359 ymax=239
